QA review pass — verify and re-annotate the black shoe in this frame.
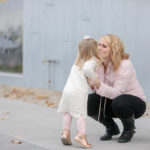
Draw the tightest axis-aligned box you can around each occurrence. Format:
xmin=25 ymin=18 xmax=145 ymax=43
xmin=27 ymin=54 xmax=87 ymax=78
xmin=118 ymin=129 xmax=135 ymax=143
xmin=100 ymin=119 xmax=120 ymax=141
xmin=118 ymin=115 xmax=135 ymax=143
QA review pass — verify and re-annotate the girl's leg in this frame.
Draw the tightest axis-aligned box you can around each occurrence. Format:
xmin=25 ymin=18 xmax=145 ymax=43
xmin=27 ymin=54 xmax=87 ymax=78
xmin=61 ymin=112 xmax=72 ymax=145
xmin=77 ymin=114 xmax=86 ymax=134
xmin=75 ymin=114 xmax=92 ymax=148
xmin=63 ymin=112 xmax=72 ymax=131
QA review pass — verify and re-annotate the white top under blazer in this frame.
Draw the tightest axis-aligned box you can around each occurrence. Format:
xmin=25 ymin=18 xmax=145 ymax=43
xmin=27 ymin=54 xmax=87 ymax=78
xmin=58 ymin=57 xmax=99 ymax=118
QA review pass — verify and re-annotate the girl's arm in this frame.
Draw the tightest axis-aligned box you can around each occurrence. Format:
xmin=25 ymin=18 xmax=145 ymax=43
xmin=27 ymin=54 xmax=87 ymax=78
xmin=82 ymin=59 xmax=99 ymax=79
xmin=83 ymin=58 xmax=99 ymax=91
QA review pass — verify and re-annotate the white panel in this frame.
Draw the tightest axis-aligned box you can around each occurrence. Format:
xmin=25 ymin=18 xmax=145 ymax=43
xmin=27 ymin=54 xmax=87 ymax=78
xmin=0 ymin=0 xmax=150 ymax=100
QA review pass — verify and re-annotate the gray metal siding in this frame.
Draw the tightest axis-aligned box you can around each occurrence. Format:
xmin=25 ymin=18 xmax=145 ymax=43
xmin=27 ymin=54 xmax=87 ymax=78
xmin=0 ymin=0 xmax=150 ymax=100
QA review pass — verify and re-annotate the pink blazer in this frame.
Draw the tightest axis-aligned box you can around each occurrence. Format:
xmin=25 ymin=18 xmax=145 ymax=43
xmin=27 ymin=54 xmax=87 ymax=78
xmin=96 ymin=59 xmax=146 ymax=101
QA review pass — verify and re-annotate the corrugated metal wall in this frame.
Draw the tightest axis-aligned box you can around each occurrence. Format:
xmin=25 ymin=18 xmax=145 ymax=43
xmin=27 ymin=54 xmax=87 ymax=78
xmin=0 ymin=0 xmax=150 ymax=100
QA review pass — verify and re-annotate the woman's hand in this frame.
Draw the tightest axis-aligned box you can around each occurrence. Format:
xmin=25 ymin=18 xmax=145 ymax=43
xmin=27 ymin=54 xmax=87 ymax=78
xmin=87 ymin=77 xmax=101 ymax=89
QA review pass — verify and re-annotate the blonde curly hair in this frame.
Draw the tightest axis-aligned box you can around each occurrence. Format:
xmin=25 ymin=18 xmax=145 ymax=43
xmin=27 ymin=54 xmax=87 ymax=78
xmin=102 ymin=34 xmax=129 ymax=71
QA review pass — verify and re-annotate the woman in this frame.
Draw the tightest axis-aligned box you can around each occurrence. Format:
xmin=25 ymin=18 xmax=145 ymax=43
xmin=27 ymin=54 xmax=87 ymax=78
xmin=87 ymin=34 xmax=146 ymax=143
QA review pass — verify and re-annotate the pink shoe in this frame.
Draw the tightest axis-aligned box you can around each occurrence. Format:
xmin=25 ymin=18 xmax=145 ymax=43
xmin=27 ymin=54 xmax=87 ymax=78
xmin=61 ymin=129 xmax=72 ymax=145
xmin=75 ymin=134 xmax=92 ymax=149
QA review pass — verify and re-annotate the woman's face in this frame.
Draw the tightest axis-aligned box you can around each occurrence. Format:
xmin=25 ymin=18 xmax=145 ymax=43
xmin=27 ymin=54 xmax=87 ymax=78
xmin=98 ymin=37 xmax=111 ymax=60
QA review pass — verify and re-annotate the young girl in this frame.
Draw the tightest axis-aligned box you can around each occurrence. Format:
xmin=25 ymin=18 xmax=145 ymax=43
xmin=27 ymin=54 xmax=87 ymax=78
xmin=58 ymin=37 xmax=100 ymax=148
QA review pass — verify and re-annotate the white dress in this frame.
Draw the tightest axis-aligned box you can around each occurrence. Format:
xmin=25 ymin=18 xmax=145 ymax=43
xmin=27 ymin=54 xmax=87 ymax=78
xmin=58 ymin=57 xmax=99 ymax=118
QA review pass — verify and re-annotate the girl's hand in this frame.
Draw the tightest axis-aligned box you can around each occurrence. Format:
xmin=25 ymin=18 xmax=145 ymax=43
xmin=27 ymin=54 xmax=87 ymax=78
xmin=87 ymin=77 xmax=101 ymax=89
xmin=86 ymin=77 xmax=94 ymax=89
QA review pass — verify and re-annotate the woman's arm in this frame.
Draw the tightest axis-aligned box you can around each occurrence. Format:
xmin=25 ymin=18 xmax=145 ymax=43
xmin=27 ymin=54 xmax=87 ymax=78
xmin=87 ymin=77 xmax=101 ymax=89
xmin=95 ymin=61 xmax=134 ymax=99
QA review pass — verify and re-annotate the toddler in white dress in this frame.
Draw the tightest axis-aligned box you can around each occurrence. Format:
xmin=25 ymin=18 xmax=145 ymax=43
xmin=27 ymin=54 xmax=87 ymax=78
xmin=58 ymin=37 xmax=101 ymax=148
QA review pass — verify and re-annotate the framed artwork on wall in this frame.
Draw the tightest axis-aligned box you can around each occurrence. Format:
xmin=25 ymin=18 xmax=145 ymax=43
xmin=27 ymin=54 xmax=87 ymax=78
xmin=0 ymin=0 xmax=23 ymax=73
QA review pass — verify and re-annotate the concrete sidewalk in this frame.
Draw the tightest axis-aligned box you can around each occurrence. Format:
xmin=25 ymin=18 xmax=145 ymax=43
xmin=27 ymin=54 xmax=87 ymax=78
xmin=0 ymin=98 xmax=150 ymax=150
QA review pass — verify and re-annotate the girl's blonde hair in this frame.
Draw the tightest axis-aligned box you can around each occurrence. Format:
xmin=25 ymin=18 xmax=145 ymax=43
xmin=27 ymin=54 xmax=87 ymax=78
xmin=75 ymin=38 xmax=100 ymax=68
xmin=102 ymin=34 xmax=129 ymax=71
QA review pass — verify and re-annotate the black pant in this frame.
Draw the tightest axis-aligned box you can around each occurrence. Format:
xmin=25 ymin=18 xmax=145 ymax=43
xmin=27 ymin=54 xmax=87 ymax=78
xmin=87 ymin=93 xmax=146 ymax=121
